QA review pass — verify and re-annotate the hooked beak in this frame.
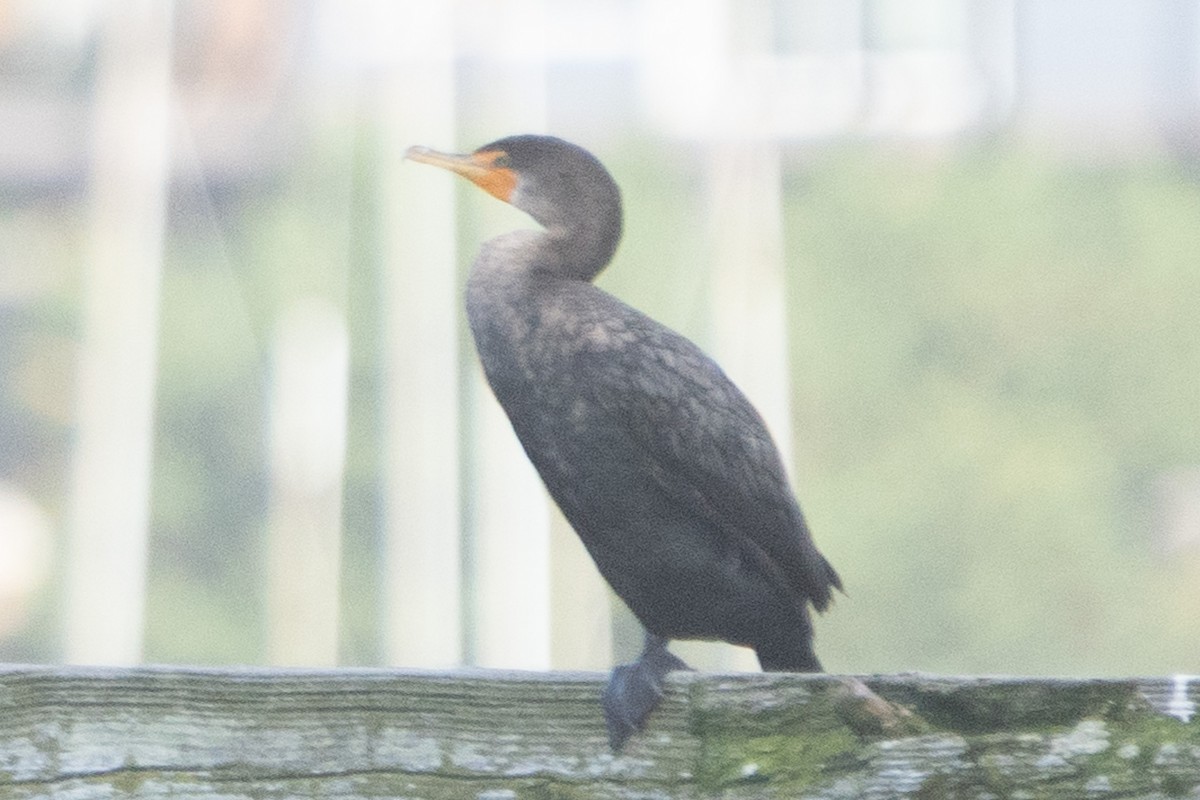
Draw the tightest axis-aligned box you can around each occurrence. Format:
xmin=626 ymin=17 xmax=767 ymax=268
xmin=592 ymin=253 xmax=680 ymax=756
xmin=405 ymin=145 xmax=517 ymax=203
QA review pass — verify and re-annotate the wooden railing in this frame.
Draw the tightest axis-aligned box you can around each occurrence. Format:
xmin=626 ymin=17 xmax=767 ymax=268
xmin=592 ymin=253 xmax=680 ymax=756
xmin=2 ymin=666 xmax=1196 ymax=798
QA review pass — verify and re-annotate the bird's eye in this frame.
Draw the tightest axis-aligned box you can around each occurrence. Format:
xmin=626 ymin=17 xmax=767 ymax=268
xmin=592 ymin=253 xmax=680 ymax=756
xmin=491 ymin=153 xmax=513 ymax=169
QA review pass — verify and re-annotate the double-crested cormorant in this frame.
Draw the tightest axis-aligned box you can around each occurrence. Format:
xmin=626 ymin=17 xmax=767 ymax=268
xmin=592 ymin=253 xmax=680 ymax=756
xmin=407 ymin=134 xmax=841 ymax=750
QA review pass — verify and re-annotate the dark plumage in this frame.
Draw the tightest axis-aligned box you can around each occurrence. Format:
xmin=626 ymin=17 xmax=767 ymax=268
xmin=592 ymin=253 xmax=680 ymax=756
xmin=406 ymin=134 xmax=841 ymax=750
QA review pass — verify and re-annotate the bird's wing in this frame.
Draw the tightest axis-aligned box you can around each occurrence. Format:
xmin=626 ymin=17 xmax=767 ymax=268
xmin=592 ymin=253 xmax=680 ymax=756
xmin=570 ymin=312 xmax=841 ymax=610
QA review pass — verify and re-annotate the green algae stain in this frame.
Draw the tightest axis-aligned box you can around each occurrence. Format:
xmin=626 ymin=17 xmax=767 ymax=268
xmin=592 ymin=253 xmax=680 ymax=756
xmin=1078 ymin=715 xmax=1200 ymax=797
xmin=696 ymin=727 xmax=860 ymax=792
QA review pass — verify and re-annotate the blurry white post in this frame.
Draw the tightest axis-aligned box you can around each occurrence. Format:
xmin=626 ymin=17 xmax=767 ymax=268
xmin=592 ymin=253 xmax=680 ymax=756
xmin=707 ymin=144 xmax=792 ymax=465
xmin=709 ymin=0 xmax=795 ymax=468
xmin=461 ymin=0 xmax=556 ymax=670
xmin=266 ymin=300 xmax=349 ymax=666
xmin=702 ymin=140 xmax=793 ymax=663
xmin=702 ymin=0 xmax=792 ymax=673
xmin=700 ymin=1 xmax=796 ymax=676
xmin=63 ymin=0 xmax=173 ymax=665
xmin=378 ymin=0 xmax=462 ymax=666
xmin=642 ymin=0 xmax=792 ymax=673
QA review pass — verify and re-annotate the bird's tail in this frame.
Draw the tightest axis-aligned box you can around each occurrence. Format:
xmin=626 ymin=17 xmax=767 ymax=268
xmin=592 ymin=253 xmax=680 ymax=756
xmin=804 ymin=551 xmax=843 ymax=614
xmin=754 ymin=611 xmax=823 ymax=672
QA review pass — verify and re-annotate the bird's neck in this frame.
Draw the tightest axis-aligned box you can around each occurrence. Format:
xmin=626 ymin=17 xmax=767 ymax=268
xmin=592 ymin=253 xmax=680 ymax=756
xmin=542 ymin=212 xmax=620 ymax=282
xmin=473 ymin=220 xmax=619 ymax=286
xmin=466 ymin=228 xmax=598 ymax=352
xmin=515 ymin=182 xmax=621 ymax=281
xmin=471 ymin=229 xmax=560 ymax=285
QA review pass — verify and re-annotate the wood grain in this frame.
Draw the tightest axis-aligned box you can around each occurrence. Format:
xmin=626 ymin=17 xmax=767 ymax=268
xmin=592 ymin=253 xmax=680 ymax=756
xmin=1 ymin=665 xmax=1196 ymax=798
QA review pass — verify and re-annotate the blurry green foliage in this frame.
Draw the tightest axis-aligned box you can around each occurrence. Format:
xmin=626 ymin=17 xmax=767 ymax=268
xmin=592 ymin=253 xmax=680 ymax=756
xmin=781 ymin=146 xmax=1200 ymax=675
xmin=2 ymin=138 xmax=1197 ymax=675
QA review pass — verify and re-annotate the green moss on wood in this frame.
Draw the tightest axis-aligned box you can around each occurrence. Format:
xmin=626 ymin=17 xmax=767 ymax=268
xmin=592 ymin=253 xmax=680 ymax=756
xmin=696 ymin=727 xmax=861 ymax=792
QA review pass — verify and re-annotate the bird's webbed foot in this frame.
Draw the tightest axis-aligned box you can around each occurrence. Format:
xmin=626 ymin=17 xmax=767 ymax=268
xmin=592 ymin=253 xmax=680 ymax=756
xmin=601 ymin=632 xmax=691 ymax=751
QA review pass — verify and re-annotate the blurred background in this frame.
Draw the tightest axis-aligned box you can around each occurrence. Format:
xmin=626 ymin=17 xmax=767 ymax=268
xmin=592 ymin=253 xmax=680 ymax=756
xmin=0 ymin=0 xmax=1198 ymax=676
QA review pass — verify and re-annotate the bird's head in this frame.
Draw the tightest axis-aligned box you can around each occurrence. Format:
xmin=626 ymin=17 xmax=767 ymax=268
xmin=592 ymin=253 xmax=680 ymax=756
xmin=406 ymin=135 xmax=622 ymax=275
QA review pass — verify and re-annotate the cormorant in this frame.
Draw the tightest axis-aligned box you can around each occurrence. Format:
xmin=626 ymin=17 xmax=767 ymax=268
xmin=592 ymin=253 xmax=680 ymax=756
xmin=406 ymin=134 xmax=841 ymax=750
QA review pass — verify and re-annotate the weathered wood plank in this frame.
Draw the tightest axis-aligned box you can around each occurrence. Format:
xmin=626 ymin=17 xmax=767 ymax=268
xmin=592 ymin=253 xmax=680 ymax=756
xmin=0 ymin=665 xmax=1196 ymax=798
